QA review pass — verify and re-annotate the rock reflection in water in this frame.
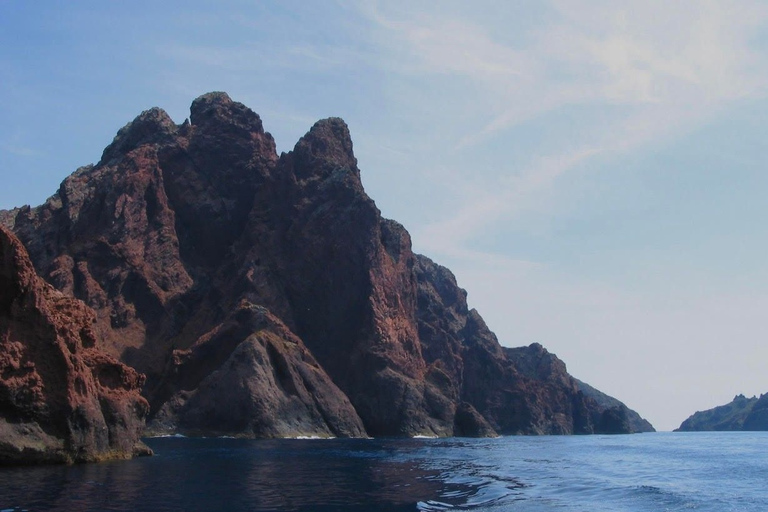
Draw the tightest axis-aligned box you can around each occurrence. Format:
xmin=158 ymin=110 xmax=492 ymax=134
xmin=0 ymin=438 xmax=502 ymax=512
xmin=0 ymin=456 xmax=152 ymax=511
xmin=238 ymin=440 xmax=449 ymax=510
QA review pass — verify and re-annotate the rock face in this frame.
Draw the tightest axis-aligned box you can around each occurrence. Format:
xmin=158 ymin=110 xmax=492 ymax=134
xmin=575 ymin=379 xmax=655 ymax=434
xmin=0 ymin=226 xmax=150 ymax=464
xmin=147 ymin=303 xmax=366 ymax=438
xmin=676 ymin=394 xmax=768 ymax=431
xmin=2 ymin=92 xmax=654 ymax=438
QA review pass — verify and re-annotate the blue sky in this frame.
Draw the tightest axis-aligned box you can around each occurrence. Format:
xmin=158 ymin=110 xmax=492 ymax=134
xmin=3 ymin=1 xmax=768 ymax=431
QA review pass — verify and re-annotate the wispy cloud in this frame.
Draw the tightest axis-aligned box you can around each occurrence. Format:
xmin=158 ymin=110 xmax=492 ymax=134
xmin=365 ymin=1 xmax=768 ymax=135
xmin=415 ymin=146 xmax=603 ymax=256
xmin=359 ymin=0 xmax=768 ymax=264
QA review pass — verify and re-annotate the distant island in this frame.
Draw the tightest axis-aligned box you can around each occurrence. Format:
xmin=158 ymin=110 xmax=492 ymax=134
xmin=675 ymin=394 xmax=768 ymax=431
xmin=1 ymin=93 xmax=654 ymax=464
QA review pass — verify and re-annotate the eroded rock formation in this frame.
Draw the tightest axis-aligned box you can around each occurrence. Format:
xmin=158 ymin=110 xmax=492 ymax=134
xmin=2 ymin=92 xmax=654 ymax=440
xmin=0 ymin=226 xmax=150 ymax=464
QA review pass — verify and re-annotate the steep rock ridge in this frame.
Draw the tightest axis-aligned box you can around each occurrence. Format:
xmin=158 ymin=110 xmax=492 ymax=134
xmin=415 ymin=256 xmax=654 ymax=434
xmin=3 ymin=93 xmax=654 ymax=438
xmin=265 ymin=125 xmax=447 ymax=436
xmin=574 ymin=379 xmax=655 ymax=433
xmin=0 ymin=226 xmax=150 ymax=464
xmin=676 ymin=394 xmax=768 ymax=431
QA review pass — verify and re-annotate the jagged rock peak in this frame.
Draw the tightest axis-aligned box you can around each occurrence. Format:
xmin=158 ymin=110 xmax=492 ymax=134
xmin=100 ymin=107 xmax=178 ymax=165
xmin=1 ymin=92 xmax=657 ymax=442
xmin=675 ymin=393 xmax=768 ymax=431
xmin=291 ymin=117 xmax=358 ymax=181
xmin=190 ymin=91 xmax=235 ymax=114
xmin=190 ymin=91 xmax=265 ymax=134
xmin=414 ymin=254 xmax=468 ymax=308
xmin=0 ymin=226 xmax=35 ymax=300
xmin=136 ymin=106 xmax=176 ymax=128
xmin=505 ymin=343 xmax=569 ymax=381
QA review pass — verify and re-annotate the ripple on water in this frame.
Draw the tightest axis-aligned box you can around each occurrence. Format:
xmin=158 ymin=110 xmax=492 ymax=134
xmin=2 ymin=433 xmax=768 ymax=511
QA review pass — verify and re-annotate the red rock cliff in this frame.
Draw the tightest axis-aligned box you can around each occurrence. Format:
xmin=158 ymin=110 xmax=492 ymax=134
xmin=0 ymin=226 xmax=150 ymax=464
xmin=2 ymin=93 xmax=654 ymax=438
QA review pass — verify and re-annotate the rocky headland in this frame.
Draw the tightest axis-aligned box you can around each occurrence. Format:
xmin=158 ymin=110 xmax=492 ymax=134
xmin=676 ymin=393 xmax=768 ymax=431
xmin=0 ymin=93 xmax=654 ymax=458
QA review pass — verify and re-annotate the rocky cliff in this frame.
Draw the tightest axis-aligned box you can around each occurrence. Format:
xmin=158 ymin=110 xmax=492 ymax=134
xmin=0 ymin=226 xmax=150 ymax=464
xmin=1 ymin=92 xmax=653 ymax=439
xmin=676 ymin=394 xmax=768 ymax=431
xmin=574 ymin=379 xmax=655 ymax=434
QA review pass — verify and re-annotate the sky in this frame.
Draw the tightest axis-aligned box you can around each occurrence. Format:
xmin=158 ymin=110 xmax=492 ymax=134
xmin=2 ymin=1 xmax=768 ymax=431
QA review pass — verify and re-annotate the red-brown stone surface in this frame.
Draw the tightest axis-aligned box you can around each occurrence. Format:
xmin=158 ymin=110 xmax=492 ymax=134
xmin=1 ymin=92 xmax=654 ymax=439
xmin=0 ymin=226 xmax=150 ymax=464
xmin=147 ymin=302 xmax=366 ymax=438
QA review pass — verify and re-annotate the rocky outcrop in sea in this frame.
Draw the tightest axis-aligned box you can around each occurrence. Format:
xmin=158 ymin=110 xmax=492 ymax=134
xmin=676 ymin=393 xmax=768 ymax=431
xmin=1 ymin=93 xmax=654 ymax=451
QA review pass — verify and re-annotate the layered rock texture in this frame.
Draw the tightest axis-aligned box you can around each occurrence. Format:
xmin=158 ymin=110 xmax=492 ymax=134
xmin=676 ymin=394 xmax=768 ymax=431
xmin=1 ymin=93 xmax=653 ymax=441
xmin=0 ymin=226 xmax=150 ymax=464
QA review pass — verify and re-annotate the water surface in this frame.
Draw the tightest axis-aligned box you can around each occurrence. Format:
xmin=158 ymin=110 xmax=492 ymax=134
xmin=1 ymin=432 xmax=766 ymax=511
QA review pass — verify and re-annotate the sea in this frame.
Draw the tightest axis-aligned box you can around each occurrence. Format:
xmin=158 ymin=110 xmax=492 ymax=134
xmin=1 ymin=432 xmax=766 ymax=511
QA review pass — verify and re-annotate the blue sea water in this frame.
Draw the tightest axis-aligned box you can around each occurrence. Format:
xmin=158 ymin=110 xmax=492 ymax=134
xmin=1 ymin=432 xmax=767 ymax=511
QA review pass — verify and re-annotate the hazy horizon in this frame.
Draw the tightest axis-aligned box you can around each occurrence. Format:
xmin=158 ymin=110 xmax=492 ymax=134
xmin=3 ymin=1 xmax=768 ymax=431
